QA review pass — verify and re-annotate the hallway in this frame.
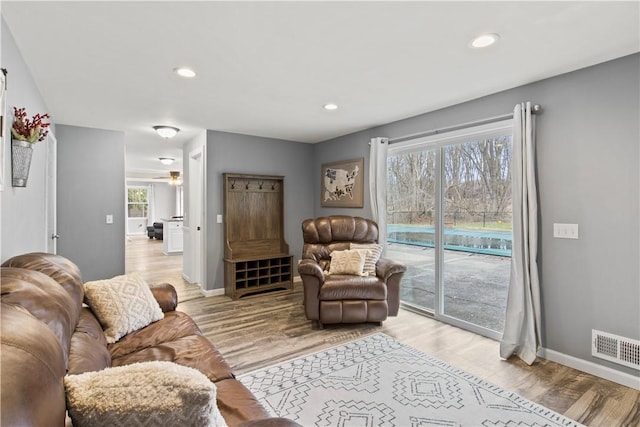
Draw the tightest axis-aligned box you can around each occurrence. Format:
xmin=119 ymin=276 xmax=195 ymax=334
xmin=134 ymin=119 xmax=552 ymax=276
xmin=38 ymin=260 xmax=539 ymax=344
xmin=125 ymin=235 xmax=202 ymax=303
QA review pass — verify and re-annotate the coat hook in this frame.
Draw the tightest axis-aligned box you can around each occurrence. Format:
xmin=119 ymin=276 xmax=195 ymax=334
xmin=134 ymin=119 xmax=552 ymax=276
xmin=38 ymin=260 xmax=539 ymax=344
xmin=245 ymin=181 xmax=250 ymax=190
xmin=272 ymin=183 xmax=276 ymax=190
xmin=231 ymin=180 xmax=235 ymax=189
xmin=259 ymin=181 xmax=263 ymax=190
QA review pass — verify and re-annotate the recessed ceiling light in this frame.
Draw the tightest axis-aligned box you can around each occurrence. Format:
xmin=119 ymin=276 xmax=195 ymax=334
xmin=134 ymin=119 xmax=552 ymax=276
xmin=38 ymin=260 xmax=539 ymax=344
xmin=153 ymin=125 xmax=180 ymax=138
xmin=174 ymin=67 xmax=196 ymax=78
xmin=158 ymin=157 xmax=175 ymax=165
xmin=471 ymin=33 xmax=500 ymax=48
xmin=323 ymin=103 xmax=338 ymax=111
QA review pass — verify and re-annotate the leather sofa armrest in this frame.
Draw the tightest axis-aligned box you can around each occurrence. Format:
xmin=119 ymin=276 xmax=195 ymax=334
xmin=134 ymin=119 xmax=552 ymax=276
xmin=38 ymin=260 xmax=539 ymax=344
xmin=237 ymin=418 xmax=304 ymax=427
xmin=376 ymin=257 xmax=407 ymax=316
xmin=297 ymin=259 xmax=325 ymax=281
xmin=298 ymin=259 xmax=325 ymax=322
xmin=149 ymin=283 xmax=178 ymax=312
xmin=375 ymin=257 xmax=407 ymax=281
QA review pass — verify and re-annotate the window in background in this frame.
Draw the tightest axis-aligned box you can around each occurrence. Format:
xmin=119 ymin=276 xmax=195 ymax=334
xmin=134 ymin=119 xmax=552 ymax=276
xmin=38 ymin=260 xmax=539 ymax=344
xmin=127 ymin=186 xmax=149 ymax=235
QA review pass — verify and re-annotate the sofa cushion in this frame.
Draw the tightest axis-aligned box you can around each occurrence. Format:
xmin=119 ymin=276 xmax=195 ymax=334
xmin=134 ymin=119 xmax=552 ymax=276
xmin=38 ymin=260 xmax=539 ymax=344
xmin=108 ymin=310 xmax=202 ymax=359
xmin=328 ymin=249 xmax=368 ymax=276
xmin=1 ymin=303 xmax=68 ymax=427
xmin=111 ymin=334 xmax=235 ymax=383
xmin=83 ymin=273 xmax=164 ymax=343
xmin=319 ymin=275 xmax=387 ymax=301
xmin=1 ymin=268 xmax=77 ymax=367
xmin=350 ymin=243 xmax=383 ymax=276
xmin=1 ymin=252 xmax=84 ymax=311
xmin=64 ymin=361 xmax=226 ymax=427
xmin=68 ymin=308 xmax=111 ymax=375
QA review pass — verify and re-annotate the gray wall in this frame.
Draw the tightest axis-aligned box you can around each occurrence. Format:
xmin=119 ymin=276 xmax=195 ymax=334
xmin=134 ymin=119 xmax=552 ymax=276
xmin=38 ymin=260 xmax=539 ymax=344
xmin=153 ymin=182 xmax=177 ymax=220
xmin=204 ymin=130 xmax=315 ymax=291
xmin=56 ymin=125 xmax=125 ymax=281
xmin=314 ymin=53 xmax=640 ymax=376
xmin=1 ymin=18 xmax=51 ymax=261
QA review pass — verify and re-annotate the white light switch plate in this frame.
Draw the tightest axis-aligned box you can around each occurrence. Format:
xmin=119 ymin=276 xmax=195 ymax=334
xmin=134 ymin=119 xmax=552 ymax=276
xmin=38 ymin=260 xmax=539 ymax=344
xmin=217 ymin=214 xmax=223 ymax=224
xmin=553 ymin=223 xmax=579 ymax=239
xmin=106 ymin=214 xmax=113 ymax=224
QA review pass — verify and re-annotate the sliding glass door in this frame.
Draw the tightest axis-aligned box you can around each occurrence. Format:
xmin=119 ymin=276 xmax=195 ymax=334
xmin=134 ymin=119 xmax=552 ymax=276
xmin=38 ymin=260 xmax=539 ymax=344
xmin=387 ymin=149 xmax=437 ymax=311
xmin=386 ymin=121 xmax=513 ymax=339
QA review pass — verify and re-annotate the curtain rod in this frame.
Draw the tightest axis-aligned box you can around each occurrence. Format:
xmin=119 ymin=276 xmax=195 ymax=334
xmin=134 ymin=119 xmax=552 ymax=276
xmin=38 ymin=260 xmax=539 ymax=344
xmin=388 ymin=104 xmax=542 ymax=145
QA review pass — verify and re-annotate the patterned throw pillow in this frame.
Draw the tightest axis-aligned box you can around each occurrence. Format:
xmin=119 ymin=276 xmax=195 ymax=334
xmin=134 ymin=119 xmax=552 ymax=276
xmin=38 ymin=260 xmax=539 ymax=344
xmin=328 ymin=249 xmax=368 ymax=276
xmin=64 ymin=361 xmax=226 ymax=427
xmin=350 ymin=243 xmax=383 ymax=276
xmin=83 ymin=273 xmax=164 ymax=343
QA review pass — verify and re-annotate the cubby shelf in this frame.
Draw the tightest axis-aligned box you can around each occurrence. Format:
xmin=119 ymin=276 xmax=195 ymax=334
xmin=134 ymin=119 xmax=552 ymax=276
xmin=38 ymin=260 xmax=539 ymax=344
xmin=225 ymin=254 xmax=293 ymax=299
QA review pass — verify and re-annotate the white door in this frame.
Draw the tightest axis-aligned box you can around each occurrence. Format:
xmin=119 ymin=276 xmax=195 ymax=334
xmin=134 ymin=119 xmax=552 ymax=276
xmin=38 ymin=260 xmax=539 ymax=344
xmin=188 ymin=147 xmax=204 ymax=286
xmin=45 ymin=133 xmax=58 ymax=253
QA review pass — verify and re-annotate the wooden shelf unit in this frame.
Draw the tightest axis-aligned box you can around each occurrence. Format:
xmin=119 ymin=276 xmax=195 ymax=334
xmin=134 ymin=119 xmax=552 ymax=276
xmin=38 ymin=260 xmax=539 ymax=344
xmin=224 ymin=254 xmax=293 ymax=299
xmin=223 ymin=173 xmax=293 ymax=300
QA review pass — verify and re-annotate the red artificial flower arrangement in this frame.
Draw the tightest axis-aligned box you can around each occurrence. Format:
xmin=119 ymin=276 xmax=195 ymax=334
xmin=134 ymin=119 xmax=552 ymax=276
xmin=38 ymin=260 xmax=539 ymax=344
xmin=11 ymin=107 xmax=51 ymax=143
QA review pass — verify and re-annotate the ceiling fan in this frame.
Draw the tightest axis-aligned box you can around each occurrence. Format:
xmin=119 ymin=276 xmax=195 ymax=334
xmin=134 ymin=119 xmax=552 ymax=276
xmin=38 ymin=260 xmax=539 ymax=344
xmin=153 ymin=171 xmax=182 ymax=186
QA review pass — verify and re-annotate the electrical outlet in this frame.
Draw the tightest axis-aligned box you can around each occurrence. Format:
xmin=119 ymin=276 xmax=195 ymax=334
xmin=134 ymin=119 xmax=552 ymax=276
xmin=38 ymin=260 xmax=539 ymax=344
xmin=106 ymin=214 xmax=114 ymax=224
xmin=553 ymin=223 xmax=578 ymax=239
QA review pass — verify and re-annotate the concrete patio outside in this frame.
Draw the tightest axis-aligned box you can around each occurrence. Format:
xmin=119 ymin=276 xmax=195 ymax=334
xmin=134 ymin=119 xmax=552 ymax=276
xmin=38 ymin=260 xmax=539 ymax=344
xmin=386 ymin=242 xmax=511 ymax=333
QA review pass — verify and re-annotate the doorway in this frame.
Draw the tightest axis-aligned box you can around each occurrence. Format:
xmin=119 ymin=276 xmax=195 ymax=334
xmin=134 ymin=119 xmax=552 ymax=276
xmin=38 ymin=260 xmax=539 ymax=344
xmin=45 ymin=132 xmax=57 ymax=253
xmin=187 ymin=146 xmax=205 ymax=287
xmin=386 ymin=120 xmax=513 ymax=339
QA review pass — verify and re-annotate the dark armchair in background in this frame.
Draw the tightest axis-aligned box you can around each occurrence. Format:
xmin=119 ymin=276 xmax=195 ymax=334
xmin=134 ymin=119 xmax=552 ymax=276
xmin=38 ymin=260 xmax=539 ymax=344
xmin=297 ymin=215 xmax=406 ymax=328
xmin=146 ymin=222 xmax=163 ymax=240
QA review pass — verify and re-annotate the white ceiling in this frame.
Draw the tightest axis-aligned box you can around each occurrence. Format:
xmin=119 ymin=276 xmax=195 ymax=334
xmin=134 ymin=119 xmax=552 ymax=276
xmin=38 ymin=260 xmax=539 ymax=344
xmin=3 ymin=1 xmax=639 ymax=178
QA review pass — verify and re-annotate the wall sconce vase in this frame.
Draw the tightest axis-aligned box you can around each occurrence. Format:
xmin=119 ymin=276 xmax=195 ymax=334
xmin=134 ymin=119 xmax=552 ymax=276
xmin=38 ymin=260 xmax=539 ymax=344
xmin=11 ymin=139 xmax=33 ymax=187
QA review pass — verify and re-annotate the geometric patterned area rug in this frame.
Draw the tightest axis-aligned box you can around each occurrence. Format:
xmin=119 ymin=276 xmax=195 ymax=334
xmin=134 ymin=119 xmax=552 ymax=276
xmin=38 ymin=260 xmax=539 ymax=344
xmin=239 ymin=333 xmax=583 ymax=427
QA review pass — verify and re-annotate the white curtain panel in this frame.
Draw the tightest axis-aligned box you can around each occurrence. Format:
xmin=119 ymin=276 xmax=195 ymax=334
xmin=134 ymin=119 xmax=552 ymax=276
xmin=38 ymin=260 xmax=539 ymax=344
xmin=369 ymin=137 xmax=389 ymax=249
xmin=147 ymin=184 xmax=156 ymax=227
xmin=500 ymin=102 xmax=541 ymax=365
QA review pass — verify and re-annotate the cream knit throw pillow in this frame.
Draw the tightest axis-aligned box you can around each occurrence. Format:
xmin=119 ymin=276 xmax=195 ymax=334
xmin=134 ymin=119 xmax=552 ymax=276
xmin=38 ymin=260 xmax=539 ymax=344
xmin=350 ymin=243 xmax=383 ymax=276
xmin=64 ymin=361 xmax=227 ymax=427
xmin=83 ymin=273 xmax=164 ymax=343
xmin=328 ymin=249 xmax=368 ymax=276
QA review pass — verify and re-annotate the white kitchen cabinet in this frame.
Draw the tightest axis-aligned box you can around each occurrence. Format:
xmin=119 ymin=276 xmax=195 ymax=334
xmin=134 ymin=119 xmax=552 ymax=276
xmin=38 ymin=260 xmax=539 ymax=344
xmin=162 ymin=219 xmax=183 ymax=255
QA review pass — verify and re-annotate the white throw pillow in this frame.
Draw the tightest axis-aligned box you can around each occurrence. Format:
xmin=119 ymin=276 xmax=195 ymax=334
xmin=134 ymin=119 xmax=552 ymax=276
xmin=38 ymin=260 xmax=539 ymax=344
xmin=350 ymin=243 xmax=383 ymax=276
xmin=64 ymin=361 xmax=227 ymax=427
xmin=328 ymin=249 xmax=368 ymax=276
xmin=83 ymin=273 xmax=164 ymax=343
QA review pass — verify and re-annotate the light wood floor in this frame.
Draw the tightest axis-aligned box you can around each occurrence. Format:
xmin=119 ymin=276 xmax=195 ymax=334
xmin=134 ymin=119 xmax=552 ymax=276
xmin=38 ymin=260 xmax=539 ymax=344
xmin=125 ymin=235 xmax=204 ymax=303
xmin=126 ymin=236 xmax=640 ymax=427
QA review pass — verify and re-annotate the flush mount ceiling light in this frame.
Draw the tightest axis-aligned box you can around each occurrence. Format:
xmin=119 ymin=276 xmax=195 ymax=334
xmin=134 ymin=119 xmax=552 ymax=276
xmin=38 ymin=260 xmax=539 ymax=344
xmin=158 ymin=157 xmax=175 ymax=165
xmin=174 ymin=67 xmax=196 ymax=78
xmin=153 ymin=125 xmax=180 ymax=138
xmin=323 ymin=103 xmax=338 ymax=111
xmin=471 ymin=33 xmax=500 ymax=48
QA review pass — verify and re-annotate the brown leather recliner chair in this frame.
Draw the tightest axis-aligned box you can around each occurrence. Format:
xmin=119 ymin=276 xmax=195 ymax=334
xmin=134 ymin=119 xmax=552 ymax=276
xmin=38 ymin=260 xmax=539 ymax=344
xmin=298 ymin=215 xmax=407 ymax=328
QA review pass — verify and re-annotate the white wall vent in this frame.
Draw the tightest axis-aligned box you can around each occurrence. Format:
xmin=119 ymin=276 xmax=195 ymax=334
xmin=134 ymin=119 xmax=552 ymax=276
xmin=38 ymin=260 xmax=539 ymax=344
xmin=592 ymin=330 xmax=640 ymax=370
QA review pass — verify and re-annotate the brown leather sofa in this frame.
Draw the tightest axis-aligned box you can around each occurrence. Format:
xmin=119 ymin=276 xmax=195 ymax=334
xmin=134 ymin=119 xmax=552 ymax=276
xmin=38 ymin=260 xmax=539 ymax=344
xmin=0 ymin=252 xmax=297 ymax=427
xmin=298 ymin=216 xmax=407 ymax=327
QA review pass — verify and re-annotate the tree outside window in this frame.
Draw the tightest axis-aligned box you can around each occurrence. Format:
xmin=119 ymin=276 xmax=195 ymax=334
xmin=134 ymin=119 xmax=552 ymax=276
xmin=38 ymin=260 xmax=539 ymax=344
xmin=127 ymin=187 xmax=148 ymax=218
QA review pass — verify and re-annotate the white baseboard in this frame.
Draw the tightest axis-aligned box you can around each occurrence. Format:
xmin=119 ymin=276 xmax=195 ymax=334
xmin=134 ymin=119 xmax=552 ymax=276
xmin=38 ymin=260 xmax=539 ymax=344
xmin=201 ymin=288 xmax=224 ymax=297
xmin=538 ymin=347 xmax=640 ymax=390
xmin=190 ymin=276 xmax=299 ymax=299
